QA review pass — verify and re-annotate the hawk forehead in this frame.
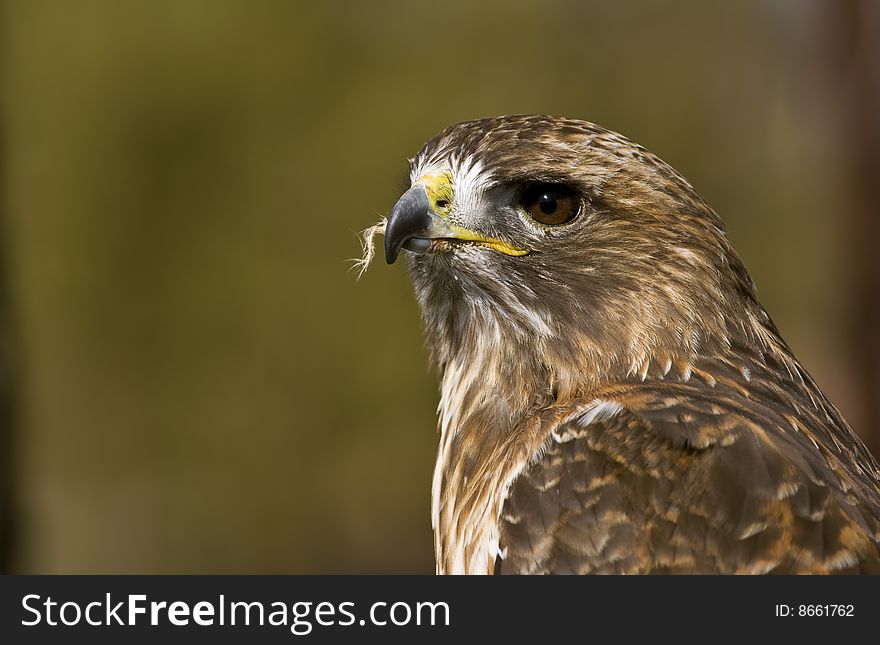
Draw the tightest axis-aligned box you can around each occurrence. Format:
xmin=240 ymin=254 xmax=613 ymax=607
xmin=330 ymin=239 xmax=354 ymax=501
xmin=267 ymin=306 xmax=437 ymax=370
xmin=409 ymin=153 xmax=492 ymax=219
xmin=410 ymin=114 xmax=633 ymax=187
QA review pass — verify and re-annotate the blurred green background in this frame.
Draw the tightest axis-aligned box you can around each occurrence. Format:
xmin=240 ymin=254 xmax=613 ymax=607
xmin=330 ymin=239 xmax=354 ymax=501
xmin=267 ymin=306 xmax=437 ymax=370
xmin=1 ymin=0 xmax=877 ymax=573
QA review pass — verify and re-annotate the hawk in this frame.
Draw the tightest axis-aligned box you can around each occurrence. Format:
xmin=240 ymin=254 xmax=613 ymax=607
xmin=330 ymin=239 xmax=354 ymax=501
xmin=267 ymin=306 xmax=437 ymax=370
xmin=369 ymin=115 xmax=880 ymax=574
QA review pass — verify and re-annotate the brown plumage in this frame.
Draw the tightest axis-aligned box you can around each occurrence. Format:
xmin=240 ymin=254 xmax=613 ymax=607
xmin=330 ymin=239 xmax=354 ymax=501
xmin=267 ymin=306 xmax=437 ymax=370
xmin=375 ymin=115 xmax=880 ymax=574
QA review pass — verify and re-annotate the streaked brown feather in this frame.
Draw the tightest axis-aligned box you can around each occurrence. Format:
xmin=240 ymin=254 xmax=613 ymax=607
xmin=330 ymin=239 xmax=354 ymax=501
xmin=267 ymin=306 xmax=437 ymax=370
xmin=497 ymin=363 xmax=880 ymax=574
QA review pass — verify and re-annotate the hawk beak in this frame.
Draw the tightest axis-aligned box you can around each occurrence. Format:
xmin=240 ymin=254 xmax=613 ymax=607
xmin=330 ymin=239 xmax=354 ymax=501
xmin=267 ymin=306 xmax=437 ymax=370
xmin=384 ymin=185 xmax=448 ymax=264
xmin=384 ymin=185 xmax=530 ymax=264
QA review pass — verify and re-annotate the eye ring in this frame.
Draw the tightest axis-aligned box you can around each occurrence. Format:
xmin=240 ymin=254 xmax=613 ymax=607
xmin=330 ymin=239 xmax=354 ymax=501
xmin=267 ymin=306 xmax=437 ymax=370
xmin=520 ymin=183 xmax=580 ymax=226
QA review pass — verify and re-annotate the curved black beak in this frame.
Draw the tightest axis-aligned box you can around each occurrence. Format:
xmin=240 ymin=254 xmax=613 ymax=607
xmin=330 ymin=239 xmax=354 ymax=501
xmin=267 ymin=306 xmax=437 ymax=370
xmin=384 ymin=185 xmax=440 ymax=264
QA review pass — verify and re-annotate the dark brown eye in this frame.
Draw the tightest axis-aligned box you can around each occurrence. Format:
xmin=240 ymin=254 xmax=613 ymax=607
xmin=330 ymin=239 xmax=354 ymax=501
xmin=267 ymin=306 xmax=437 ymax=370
xmin=520 ymin=184 xmax=580 ymax=225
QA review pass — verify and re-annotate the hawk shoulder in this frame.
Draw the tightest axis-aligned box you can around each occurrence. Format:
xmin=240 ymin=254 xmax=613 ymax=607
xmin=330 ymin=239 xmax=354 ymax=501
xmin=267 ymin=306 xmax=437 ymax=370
xmin=496 ymin=379 xmax=880 ymax=574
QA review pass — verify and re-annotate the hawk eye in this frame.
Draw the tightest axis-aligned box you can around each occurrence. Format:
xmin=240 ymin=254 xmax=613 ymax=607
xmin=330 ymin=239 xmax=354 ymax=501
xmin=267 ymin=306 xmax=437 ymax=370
xmin=520 ymin=184 xmax=580 ymax=225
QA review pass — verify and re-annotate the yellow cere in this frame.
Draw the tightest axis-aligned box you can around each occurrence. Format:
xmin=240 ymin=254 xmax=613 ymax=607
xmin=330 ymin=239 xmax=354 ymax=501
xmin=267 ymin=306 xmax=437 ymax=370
xmin=416 ymin=172 xmax=455 ymax=216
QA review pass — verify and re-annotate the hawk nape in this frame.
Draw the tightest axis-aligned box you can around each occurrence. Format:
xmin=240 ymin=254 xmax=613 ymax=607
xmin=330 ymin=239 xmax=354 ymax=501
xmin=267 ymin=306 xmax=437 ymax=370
xmin=373 ymin=115 xmax=880 ymax=574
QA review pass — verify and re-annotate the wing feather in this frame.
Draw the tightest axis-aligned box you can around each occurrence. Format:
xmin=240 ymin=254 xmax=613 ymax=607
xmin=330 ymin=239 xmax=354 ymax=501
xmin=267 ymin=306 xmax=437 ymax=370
xmin=496 ymin=382 xmax=880 ymax=574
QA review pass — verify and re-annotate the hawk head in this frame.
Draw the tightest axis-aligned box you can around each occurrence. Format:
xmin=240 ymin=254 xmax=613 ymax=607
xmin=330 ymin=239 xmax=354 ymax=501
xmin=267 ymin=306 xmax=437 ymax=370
xmin=384 ymin=115 xmax=761 ymax=403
